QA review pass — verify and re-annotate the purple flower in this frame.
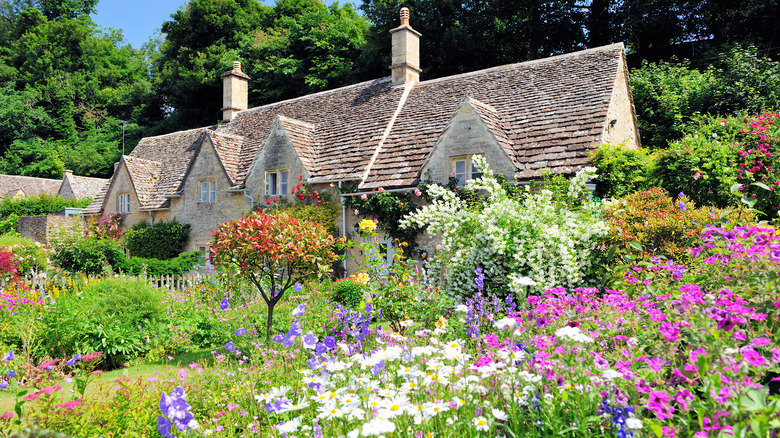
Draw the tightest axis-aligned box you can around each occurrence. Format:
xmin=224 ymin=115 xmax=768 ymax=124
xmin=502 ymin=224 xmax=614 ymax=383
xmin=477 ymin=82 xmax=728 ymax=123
xmin=0 ymin=380 xmax=7 ymax=389
xmin=156 ymin=415 xmax=173 ymax=437
xmin=294 ymin=282 xmax=303 ymax=293
xmin=282 ymin=334 xmax=296 ymax=348
xmin=646 ymin=391 xmax=674 ymax=421
xmin=659 ymin=322 xmax=680 ymax=342
xmin=302 ymin=332 xmax=318 ymax=350
xmin=678 ymin=191 xmax=685 ymax=198
xmin=289 ymin=319 xmax=302 ymax=337
xmin=315 ymin=343 xmax=327 ymax=355
xmin=678 ymin=201 xmax=686 ymax=212
xmin=717 ymin=318 xmax=736 ymax=332
xmin=225 ymin=342 xmax=236 ymax=352
xmin=371 ymin=360 xmax=385 ymax=375
xmin=323 ymin=336 xmax=336 ymax=350
xmin=594 ymin=355 xmax=609 ymax=369
xmin=1 ymin=351 xmax=13 ymax=362
xmin=65 ymin=353 xmax=81 ymax=367
xmin=235 ymin=327 xmax=247 ymax=337
xmin=535 ymin=317 xmax=549 ymax=328
xmin=474 ymin=267 xmax=485 ymax=291
xmin=292 ymin=303 xmax=306 ymax=317
xmin=7 ymin=370 xmax=14 ymax=378
xmin=160 ymin=386 xmax=194 ymax=431
xmin=770 ymin=247 xmax=780 ymax=261
xmin=364 ymin=302 xmax=373 ymax=313
xmin=220 ymin=298 xmax=230 ymax=311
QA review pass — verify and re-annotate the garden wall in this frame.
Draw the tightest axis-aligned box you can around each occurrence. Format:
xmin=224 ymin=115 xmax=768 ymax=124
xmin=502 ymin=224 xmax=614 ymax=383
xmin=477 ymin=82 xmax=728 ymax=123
xmin=18 ymin=215 xmax=78 ymax=244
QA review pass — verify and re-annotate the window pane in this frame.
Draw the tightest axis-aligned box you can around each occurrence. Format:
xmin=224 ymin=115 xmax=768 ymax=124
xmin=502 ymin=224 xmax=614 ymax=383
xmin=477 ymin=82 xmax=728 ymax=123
xmin=454 ymin=160 xmax=466 ymax=186
xmin=200 ymin=182 xmax=207 ymax=202
xmin=471 ymin=161 xmax=483 ymax=180
xmin=280 ymin=171 xmax=288 ymax=195
xmin=270 ymin=173 xmax=278 ymax=195
xmin=209 ymin=181 xmax=216 ymax=202
xmin=265 ymin=173 xmax=271 ymax=195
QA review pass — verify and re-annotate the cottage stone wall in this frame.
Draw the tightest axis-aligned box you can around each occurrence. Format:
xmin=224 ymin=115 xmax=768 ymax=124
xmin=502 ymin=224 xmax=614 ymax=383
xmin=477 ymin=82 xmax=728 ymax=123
xmin=104 ymin=164 xmax=149 ymax=229
xmin=18 ymin=215 xmax=77 ymax=245
xmin=601 ymin=55 xmax=640 ymax=148
xmin=170 ymin=137 xmax=251 ymax=251
xmin=420 ymin=100 xmax=516 ymax=185
xmin=244 ymin=121 xmax=309 ymax=204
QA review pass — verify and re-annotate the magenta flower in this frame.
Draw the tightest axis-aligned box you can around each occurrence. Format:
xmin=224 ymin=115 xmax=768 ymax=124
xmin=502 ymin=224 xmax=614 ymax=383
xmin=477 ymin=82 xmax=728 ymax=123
xmin=742 ymin=348 xmax=765 ymax=367
xmin=659 ymin=322 xmax=679 ymax=342
xmin=675 ymin=389 xmax=694 ymax=411
xmin=593 ymin=355 xmax=609 ymax=369
xmin=646 ymin=390 xmax=675 ymax=420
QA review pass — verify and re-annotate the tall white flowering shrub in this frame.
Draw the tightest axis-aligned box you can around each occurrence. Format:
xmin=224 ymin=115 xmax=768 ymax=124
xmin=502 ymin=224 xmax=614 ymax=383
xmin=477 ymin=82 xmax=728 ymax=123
xmin=401 ymin=156 xmax=608 ymax=300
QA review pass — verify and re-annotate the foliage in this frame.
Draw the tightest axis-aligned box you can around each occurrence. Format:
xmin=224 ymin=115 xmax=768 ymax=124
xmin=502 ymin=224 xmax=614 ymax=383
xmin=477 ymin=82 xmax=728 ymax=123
xmin=590 ymin=143 xmax=655 ymax=199
xmin=731 ymin=113 xmax=780 ymax=216
xmin=0 ymin=251 xmax=20 ymax=284
xmin=0 ymin=236 xmax=49 ymax=278
xmin=38 ymin=277 xmax=167 ymax=368
xmin=331 ymin=279 xmax=363 ymax=309
xmin=114 ymin=252 xmax=202 ymax=277
xmin=124 ymin=219 xmax=191 ymax=260
xmin=0 ymin=213 xmax=19 ymax=236
xmin=651 ymin=114 xmax=743 ymax=208
xmin=602 ymin=187 xmax=756 ymax=266
xmin=49 ymin=238 xmax=124 ymax=276
xmin=264 ymin=177 xmax=339 ymax=235
xmin=341 ymin=188 xmax=424 ymax=255
xmin=210 ymin=211 xmax=340 ymax=339
xmin=631 ymin=46 xmax=780 ymax=150
xmin=83 ymin=212 xmax=124 ymax=240
xmin=0 ymin=194 xmax=90 ymax=218
xmin=402 ymin=156 xmax=607 ymax=299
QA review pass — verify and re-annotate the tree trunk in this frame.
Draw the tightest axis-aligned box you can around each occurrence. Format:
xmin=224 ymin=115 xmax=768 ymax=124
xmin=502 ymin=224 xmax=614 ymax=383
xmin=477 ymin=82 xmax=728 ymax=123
xmin=266 ymin=301 xmax=275 ymax=342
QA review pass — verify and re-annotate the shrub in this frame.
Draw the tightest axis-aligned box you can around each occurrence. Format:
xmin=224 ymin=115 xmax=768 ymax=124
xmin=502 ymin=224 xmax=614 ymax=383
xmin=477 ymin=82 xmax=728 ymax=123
xmin=0 ymin=213 xmax=19 ymax=235
xmin=0 ymin=235 xmax=49 ymax=277
xmin=84 ymin=212 xmax=124 ymax=240
xmin=113 ymin=251 xmax=201 ymax=277
xmin=0 ymin=193 xmax=90 ymax=217
xmin=651 ymin=114 xmax=744 ymax=208
xmin=124 ymin=219 xmax=191 ymax=260
xmin=50 ymin=238 xmax=125 ymax=275
xmin=332 ymin=279 xmax=363 ymax=309
xmin=401 ymin=156 xmax=608 ymax=299
xmin=39 ymin=277 xmax=167 ymax=368
xmin=602 ymin=187 xmax=756 ymax=264
xmin=590 ymin=143 xmax=654 ymax=199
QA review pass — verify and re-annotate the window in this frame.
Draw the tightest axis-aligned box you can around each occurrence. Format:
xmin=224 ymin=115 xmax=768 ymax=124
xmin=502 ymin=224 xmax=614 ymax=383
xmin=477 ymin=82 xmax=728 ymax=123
xmin=118 ymin=193 xmax=130 ymax=213
xmin=450 ymin=154 xmax=484 ymax=187
xmin=265 ymin=170 xmax=289 ymax=195
xmin=198 ymin=246 xmax=208 ymax=256
xmin=200 ymin=181 xmax=215 ymax=203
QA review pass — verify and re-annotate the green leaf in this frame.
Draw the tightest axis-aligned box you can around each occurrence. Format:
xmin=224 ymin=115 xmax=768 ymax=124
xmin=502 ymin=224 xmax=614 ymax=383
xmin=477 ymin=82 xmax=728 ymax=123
xmin=606 ymin=245 xmax=618 ymax=260
xmin=627 ymin=241 xmax=643 ymax=251
xmin=741 ymin=197 xmax=757 ymax=208
xmin=730 ymin=183 xmax=744 ymax=194
xmin=649 ymin=422 xmax=663 ymax=438
xmin=719 ymin=210 xmax=733 ymax=219
xmin=751 ymin=182 xmax=771 ymax=191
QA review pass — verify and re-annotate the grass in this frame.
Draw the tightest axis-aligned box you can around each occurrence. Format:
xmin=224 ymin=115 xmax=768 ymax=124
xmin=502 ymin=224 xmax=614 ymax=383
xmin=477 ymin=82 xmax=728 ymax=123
xmin=0 ymin=349 xmax=215 ymax=414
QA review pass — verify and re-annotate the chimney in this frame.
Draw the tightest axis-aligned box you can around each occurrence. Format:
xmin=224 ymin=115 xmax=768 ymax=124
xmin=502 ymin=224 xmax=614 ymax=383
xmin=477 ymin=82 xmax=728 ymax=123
xmin=389 ymin=7 xmax=421 ymax=86
xmin=63 ymin=169 xmax=73 ymax=178
xmin=222 ymin=61 xmax=250 ymax=122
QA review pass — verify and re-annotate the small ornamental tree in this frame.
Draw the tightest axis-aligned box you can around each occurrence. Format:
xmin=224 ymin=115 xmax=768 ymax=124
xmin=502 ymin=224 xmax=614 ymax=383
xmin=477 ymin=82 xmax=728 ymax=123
xmin=210 ymin=211 xmax=340 ymax=340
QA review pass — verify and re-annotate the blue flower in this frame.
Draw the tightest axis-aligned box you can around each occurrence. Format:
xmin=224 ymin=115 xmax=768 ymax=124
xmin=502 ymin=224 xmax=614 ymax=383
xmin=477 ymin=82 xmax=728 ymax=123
xmin=0 ymin=380 xmax=7 ymax=389
xmin=292 ymin=303 xmax=306 ymax=317
xmin=294 ymin=282 xmax=303 ymax=293
xmin=220 ymin=298 xmax=229 ymax=311
xmin=474 ymin=267 xmax=485 ymax=291
xmin=288 ymin=319 xmax=303 ymax=337
xmin=156 ymin=415 xmax=173 ymax=437
xmin=159 ymin=386 xmax=194 ymax=432
xmin=678 ymin=201 xmax=686 ymax=212
xmin=225 ymin=342 xmax=236 ymax=352
xmin=235 ymin=327 xmax=247 ymax=337
xmin=302 ymin=332 xmax=318 ymax=350
xmin=678 ymin=191 xmax=685 ymax=198
xmin=65 ymin=353 xmax=81 ymax=367
xmin=1 ymin=351 xmax=13 ymax=361
xmin=7 ymin=370 xmax=14 ymax=378
xmin=364 ymin=302 xmax=373 ymax=313
xmin=323 ymin=336 xmax=336 ymax=350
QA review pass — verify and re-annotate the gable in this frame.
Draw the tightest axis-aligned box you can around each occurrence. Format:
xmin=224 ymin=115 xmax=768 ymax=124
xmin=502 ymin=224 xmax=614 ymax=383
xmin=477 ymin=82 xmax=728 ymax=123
xmin=181 ymin=135 xmax=234 ymax=194
xmin=601 ymin=52 xmax=640 ymax=148
xmin=101 ymin=161 xmax=140 ymax=213
xmin=244 ymin=116 xmax=312 ymax=198
xmin=420 ymin=97 xmax=516 ymax=184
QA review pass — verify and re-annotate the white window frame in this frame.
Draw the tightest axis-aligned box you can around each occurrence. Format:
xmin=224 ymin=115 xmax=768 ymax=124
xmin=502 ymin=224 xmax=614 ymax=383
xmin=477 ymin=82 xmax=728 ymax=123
xmin=118 ymin=193 xmax=130 ymax=213
xmin=450 ymin=154 xmax=484 ymax=187
xmin=200 ymin=180 xmax=215 ymax=203
xmin=265 ymin=169 xmax=289 ymax=196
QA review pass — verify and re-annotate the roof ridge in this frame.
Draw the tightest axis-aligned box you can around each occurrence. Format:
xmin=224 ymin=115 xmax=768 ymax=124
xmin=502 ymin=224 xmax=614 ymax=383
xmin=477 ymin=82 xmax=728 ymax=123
xmin=136 ymin=126 xmax=211 ymax=141
xmin=416 ymin=43 xmax=624 ymax=88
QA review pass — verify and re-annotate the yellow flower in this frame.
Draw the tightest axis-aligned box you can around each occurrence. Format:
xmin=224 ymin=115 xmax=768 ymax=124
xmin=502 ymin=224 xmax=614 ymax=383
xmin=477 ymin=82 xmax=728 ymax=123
xmin=435 ymin=316 xmax=448 ymax=329
xmin=358 ymin=219 xmax=377 ymax=234
xmin=353 ymin=272 xmax=370 ymax=286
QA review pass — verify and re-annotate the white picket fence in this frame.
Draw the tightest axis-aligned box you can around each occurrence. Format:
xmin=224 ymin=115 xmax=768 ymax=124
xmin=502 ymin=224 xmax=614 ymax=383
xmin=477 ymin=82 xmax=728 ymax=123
xmin=20 ymin=267 xmax=216 ymax=291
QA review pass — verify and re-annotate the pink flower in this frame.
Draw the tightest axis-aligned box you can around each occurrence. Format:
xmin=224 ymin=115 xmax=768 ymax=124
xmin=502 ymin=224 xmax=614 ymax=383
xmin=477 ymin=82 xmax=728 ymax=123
xmin=360 ymin=194 xmax=367 ymax=200
xmin=742 ymin=348 xmax=765 ymax=367
xmin=354 ymin=209 xmax=359 ymax=216
xmin=646 ymin=390 xmax=675 ymax=420
xmin=659 ymin=322 xmax=679 ymax=342
xmin=378 ymin=187 xmax=384 ymax=192
xmin=771 ymin=348 xmax=780 ymax=363
xmin=694 ymin=172 xmax=701 ymax=180
xmin=414 ymin=188 xmax=421 ymax=196
xmin=663 ymin=426 xmax=677 ymax=437
xmin=733 ymin=331 xmax=746 ymax=341
xmin=40 ymin=385 xmax=61 ymax=395
xmin=1 ymin=412 xmax=13 ymax=420
xmin=675 ymin=389 xmax=694 ymax=411
xmin=752 ymin=337 xmax=771 ymax=347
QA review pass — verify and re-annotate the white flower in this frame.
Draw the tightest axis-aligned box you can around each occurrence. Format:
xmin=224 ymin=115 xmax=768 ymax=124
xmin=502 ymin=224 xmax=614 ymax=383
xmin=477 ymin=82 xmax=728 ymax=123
xmin=494 ymin=317 xmax=516 ymax=330
xmin=626 ymin=418 xmax=643 ymax=430
xmin=473 ymin=416 xmax=490 ymax=431
xmin=361 ymin=418 xmax=396 ymax=436
xmin=276 ymin=417 xmax=301 ymax=434
xmin=454 ymin=304 xmax=469 ymax=313
xmin=491 ymin=408 xmax=508 ymax=421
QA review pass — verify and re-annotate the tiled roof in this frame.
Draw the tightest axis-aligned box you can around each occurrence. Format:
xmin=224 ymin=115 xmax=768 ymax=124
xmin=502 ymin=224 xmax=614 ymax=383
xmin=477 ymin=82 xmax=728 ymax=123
xmin=208 ymin=131 xmax=244 ymax=186
xmin=89 ymin=43 xmax=625 ymax=214
xmin=82 ymin=180 xmax=110 ymax=214
xmin=62 ymin=173 xmax=108 ymax=199
xmin=0 ymin=175 xmax=61 ymax=199
xmin=123 ymin=156 xmax=164 ymax=209
xmin=362 ymin=43 xmax=623 ymax=188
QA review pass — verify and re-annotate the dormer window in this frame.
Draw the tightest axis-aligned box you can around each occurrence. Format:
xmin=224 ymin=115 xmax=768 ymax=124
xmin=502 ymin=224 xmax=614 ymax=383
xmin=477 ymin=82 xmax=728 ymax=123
xmin=450 ymin=155 xmax=483 ymax=187
xmin=265 ymin=169 xmax=289 ymax=196
xmin=118 ymin=193 xmax=130 ymax=213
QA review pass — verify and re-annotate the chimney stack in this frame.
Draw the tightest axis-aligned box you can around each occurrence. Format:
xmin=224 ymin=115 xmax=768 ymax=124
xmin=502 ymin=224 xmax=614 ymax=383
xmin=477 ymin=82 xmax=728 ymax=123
xmin=389 ymin=7 xmax=421 ymax=86
xmin=222 ymin=61 xmax=250 ymax=122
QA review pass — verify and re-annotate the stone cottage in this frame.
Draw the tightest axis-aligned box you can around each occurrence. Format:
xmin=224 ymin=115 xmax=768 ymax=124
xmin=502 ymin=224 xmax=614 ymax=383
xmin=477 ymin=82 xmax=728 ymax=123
xmin=84 ymin=8 xmax=640 ymax=268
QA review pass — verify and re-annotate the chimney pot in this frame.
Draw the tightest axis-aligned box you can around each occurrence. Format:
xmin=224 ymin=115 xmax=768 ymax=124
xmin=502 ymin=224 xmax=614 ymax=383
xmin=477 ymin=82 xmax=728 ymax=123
xmin=233 ymin=61 xmax=241 ymax=71
xmin=222 ymin=61 xmax=250 ymax=122
xmin=400 ymin=7 xmax=409 ymax=26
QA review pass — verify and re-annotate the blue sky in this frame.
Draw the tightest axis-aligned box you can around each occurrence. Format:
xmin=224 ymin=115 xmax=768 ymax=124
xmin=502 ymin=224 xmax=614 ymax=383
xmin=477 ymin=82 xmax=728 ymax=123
xmin=92 ymin=0 xmax=186 ymax=48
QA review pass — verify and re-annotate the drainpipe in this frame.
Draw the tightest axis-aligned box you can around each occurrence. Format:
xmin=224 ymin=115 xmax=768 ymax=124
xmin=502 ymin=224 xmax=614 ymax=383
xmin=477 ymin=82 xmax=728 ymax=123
xmin=339 ymin=181 xmax=347 ymax=276
xmin=148 ymin=210 xmax=154 ymax=225
xmin=243 ymin=190 xmax=255 ymax=210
